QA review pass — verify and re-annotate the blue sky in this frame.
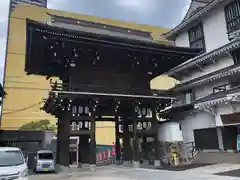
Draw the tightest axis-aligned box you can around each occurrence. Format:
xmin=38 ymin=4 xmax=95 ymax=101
xmin=0 ymin=0 xmax=191 ymax=82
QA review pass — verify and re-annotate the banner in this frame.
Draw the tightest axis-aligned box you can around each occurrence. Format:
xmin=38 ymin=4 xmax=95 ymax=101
xmin=237 ymin=135 xmax=240 ymax=152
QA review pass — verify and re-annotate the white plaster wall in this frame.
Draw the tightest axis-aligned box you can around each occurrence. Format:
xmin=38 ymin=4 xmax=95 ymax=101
xmin=194 ymin=79 xmax=230 ymax=100
xmin=203 ymin=7 xmax=229 ymax=52
xmin=174 ymin=7 xmax=229 ymax=52
xmin=183 ymin=0 xmax=210 ymax=20
xmin=235 ymin=104 xmax=240 ymax=112
xmin=180 ymin=56 xmax=234 ymax=83
xmin=158 ymin=122 xmax=183 ymax=142
xmin=175 ymin=31 xmax=189 ymax=47
xmin=180 ymin=112 xmax=215 ymax=143
xmin=181 ymin=104 xmax=240 ymax=143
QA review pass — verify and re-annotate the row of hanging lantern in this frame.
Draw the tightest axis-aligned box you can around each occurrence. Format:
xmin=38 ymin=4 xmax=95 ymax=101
xmin=72 ymin=105 xmax=90 ymax=116
xmin=118 ymin=121 xmax=152 ymax=133
xmin=71 ymin=121 xmax=91 ymax=131
xmin=70 ymin=100 xmax=122 ymax=116
xmin=67 ymin=102 xmax=153 ymax=117
xmin=71 ymin=121 xmax=152 ymax=132
xmin=135 ymin=106 xmax=152 ymax=118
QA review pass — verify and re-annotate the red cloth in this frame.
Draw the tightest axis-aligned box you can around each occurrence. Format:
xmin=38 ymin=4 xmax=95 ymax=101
xmin=103 ymin=151 xmax=107 ymax=159
xmin=112 ymin=147 xmax=116 ymax=156
xmin=108 ymin=150 xmax=111 ymax=157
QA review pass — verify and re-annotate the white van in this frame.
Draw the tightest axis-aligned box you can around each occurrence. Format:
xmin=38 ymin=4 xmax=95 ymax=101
xmin=35 ymin=150 xmax=55 ymax=172
xmin=0 ymin=147 xmax=28 ymax=180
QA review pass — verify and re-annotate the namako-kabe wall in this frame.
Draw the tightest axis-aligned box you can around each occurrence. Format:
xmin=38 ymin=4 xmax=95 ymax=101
xmin=2 ymin=4 xmax=173 ymax=145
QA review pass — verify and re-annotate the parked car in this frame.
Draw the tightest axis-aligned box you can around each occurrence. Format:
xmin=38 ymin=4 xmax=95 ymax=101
xmin=0 ymin=147 xmax=28 ymax=180
xmin=34 ymin=150 xmax=55 ymax=172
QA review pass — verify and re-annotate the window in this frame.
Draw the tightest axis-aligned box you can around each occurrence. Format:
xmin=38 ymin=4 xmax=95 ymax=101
xmin=38 ymin=153 xmax=54 ymax=160
xmin=188 ymin=23 xmax=206 ymax=52
xmin=213 ymin=84 xmax=231 ymax=94
xmin=179 ymin=123 xmax=182 ymax=131
xmin=231 ymin=48 xmax=240 ymax=65
xmin=225 ymin=0 xmax=240 ymax=33
xmin=185 ymin=92 xmax=194 ymax=104
xmin=0 ymin=150 xmax=25 ymax=166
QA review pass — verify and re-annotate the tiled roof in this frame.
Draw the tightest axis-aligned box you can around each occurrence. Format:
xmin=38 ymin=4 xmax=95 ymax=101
xmin=166 ymin=38 xmax=240 ymax=76
xmin=183 ymin=0 xmax=214 ymax=21
xmin=195 ymin=85 xmax=240 ymax=108
xmin=159 ymin=104 xmax=194 ymax=117
xmin=164 ymin=0 xmax=231 ymax=39
xmin=173 ymin=64 xmax=240 ymax=91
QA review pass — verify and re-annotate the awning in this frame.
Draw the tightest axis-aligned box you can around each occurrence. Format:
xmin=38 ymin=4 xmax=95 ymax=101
xmin=221 ymin=112 xmax=240 ymax=125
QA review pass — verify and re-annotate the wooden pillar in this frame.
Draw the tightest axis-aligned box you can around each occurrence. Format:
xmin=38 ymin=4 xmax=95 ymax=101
xmin=142 ymin=136 xmax=147 ymax=161
xmin=115 ymin=117 xmax=121 ymax=164
xmin=79 ymin=135 xmax=90 ymax=164
xmin=58 ymin=114 xmax=70 ymax=167
xmin=132 ymin=118 xmax=140 ymax=168
xmin=89 ymin=115 xmax=96 ymax=171
xmin=78 ymin=137 xmax=81 ymax=165
xmin=152 ymin=105 xmax=161 ymax=167
xmin=123 ymin=119 xmax=132 ymax=162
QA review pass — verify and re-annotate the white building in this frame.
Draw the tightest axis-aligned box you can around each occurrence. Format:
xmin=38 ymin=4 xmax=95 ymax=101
xmin=162 ymin=0 xmax=240 ymax=150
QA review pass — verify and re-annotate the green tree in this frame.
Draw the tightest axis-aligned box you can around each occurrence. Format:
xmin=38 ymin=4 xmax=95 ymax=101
xmin=19 ymin=119 xmax=57 ymax=134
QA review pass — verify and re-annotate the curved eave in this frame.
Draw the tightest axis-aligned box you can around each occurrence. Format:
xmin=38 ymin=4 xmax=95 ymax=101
xmin=48 ymin=13 xmax=172 ymax=45
xmin=181 ymin=0 xmax=195 ymax=23
xmin=195 ymin=86 xmax=240 ymax=109
xmin=195 ymin=98 xmax=228 ymax=109
xmin=25 ymin=20 xmax=202 ymax=77
xmin=166 ymin=39 xmax=240 ymax=76
xmin=158 ymin=104 xmax=194 ymax=118
xmin=173 ymin=65 xmax=240 ymax=92
xmin=27 ymin=19 xmax=201 ymax=55
xmin=163 ymin=0 xmax=229 ymax=40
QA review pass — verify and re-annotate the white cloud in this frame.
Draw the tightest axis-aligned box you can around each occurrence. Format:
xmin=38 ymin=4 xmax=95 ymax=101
xmin=47 ymin=0 xmax=67 ymax=10
xmin=0 ymin=37 xmax=6 ymax=83
xmin=0 ymin=1 xmax=9 ymax=83
xmin=115 ymin=0 xmax=155 ymax=13
xmin=181 ymin=0 xmax=191 ymax=20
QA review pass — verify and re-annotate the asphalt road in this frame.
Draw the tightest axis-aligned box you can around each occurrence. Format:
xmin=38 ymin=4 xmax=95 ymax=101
xmin=29 ymin=163 xmax=240 ymax=180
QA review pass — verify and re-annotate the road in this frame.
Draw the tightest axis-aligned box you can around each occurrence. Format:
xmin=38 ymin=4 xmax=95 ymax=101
xmin=29 ymin=163 xmax=240 ymax=180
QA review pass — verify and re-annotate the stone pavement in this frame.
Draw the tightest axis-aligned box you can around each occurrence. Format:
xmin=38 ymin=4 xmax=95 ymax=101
xmin=29 ymin=163 xmax=240 ymax=180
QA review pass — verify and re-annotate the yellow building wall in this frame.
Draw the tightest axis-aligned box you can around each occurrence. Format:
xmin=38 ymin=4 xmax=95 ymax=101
xmin=2 ymin=4 xmax=170 ymax=145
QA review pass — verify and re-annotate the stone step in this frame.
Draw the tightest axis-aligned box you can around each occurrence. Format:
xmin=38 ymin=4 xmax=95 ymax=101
xmin=193 ymin=151 xmax=240 ymax=164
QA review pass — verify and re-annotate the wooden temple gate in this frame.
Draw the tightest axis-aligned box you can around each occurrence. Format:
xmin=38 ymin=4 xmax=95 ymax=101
xmin=24 ymin=19 xmax=201 ymax=170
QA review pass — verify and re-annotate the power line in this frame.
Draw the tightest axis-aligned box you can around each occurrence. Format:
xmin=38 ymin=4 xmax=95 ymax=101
xmin=5 ymin=86 xmax=50 ymax=91
xmin=3 ymin=101 xmax=43 ymax=115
